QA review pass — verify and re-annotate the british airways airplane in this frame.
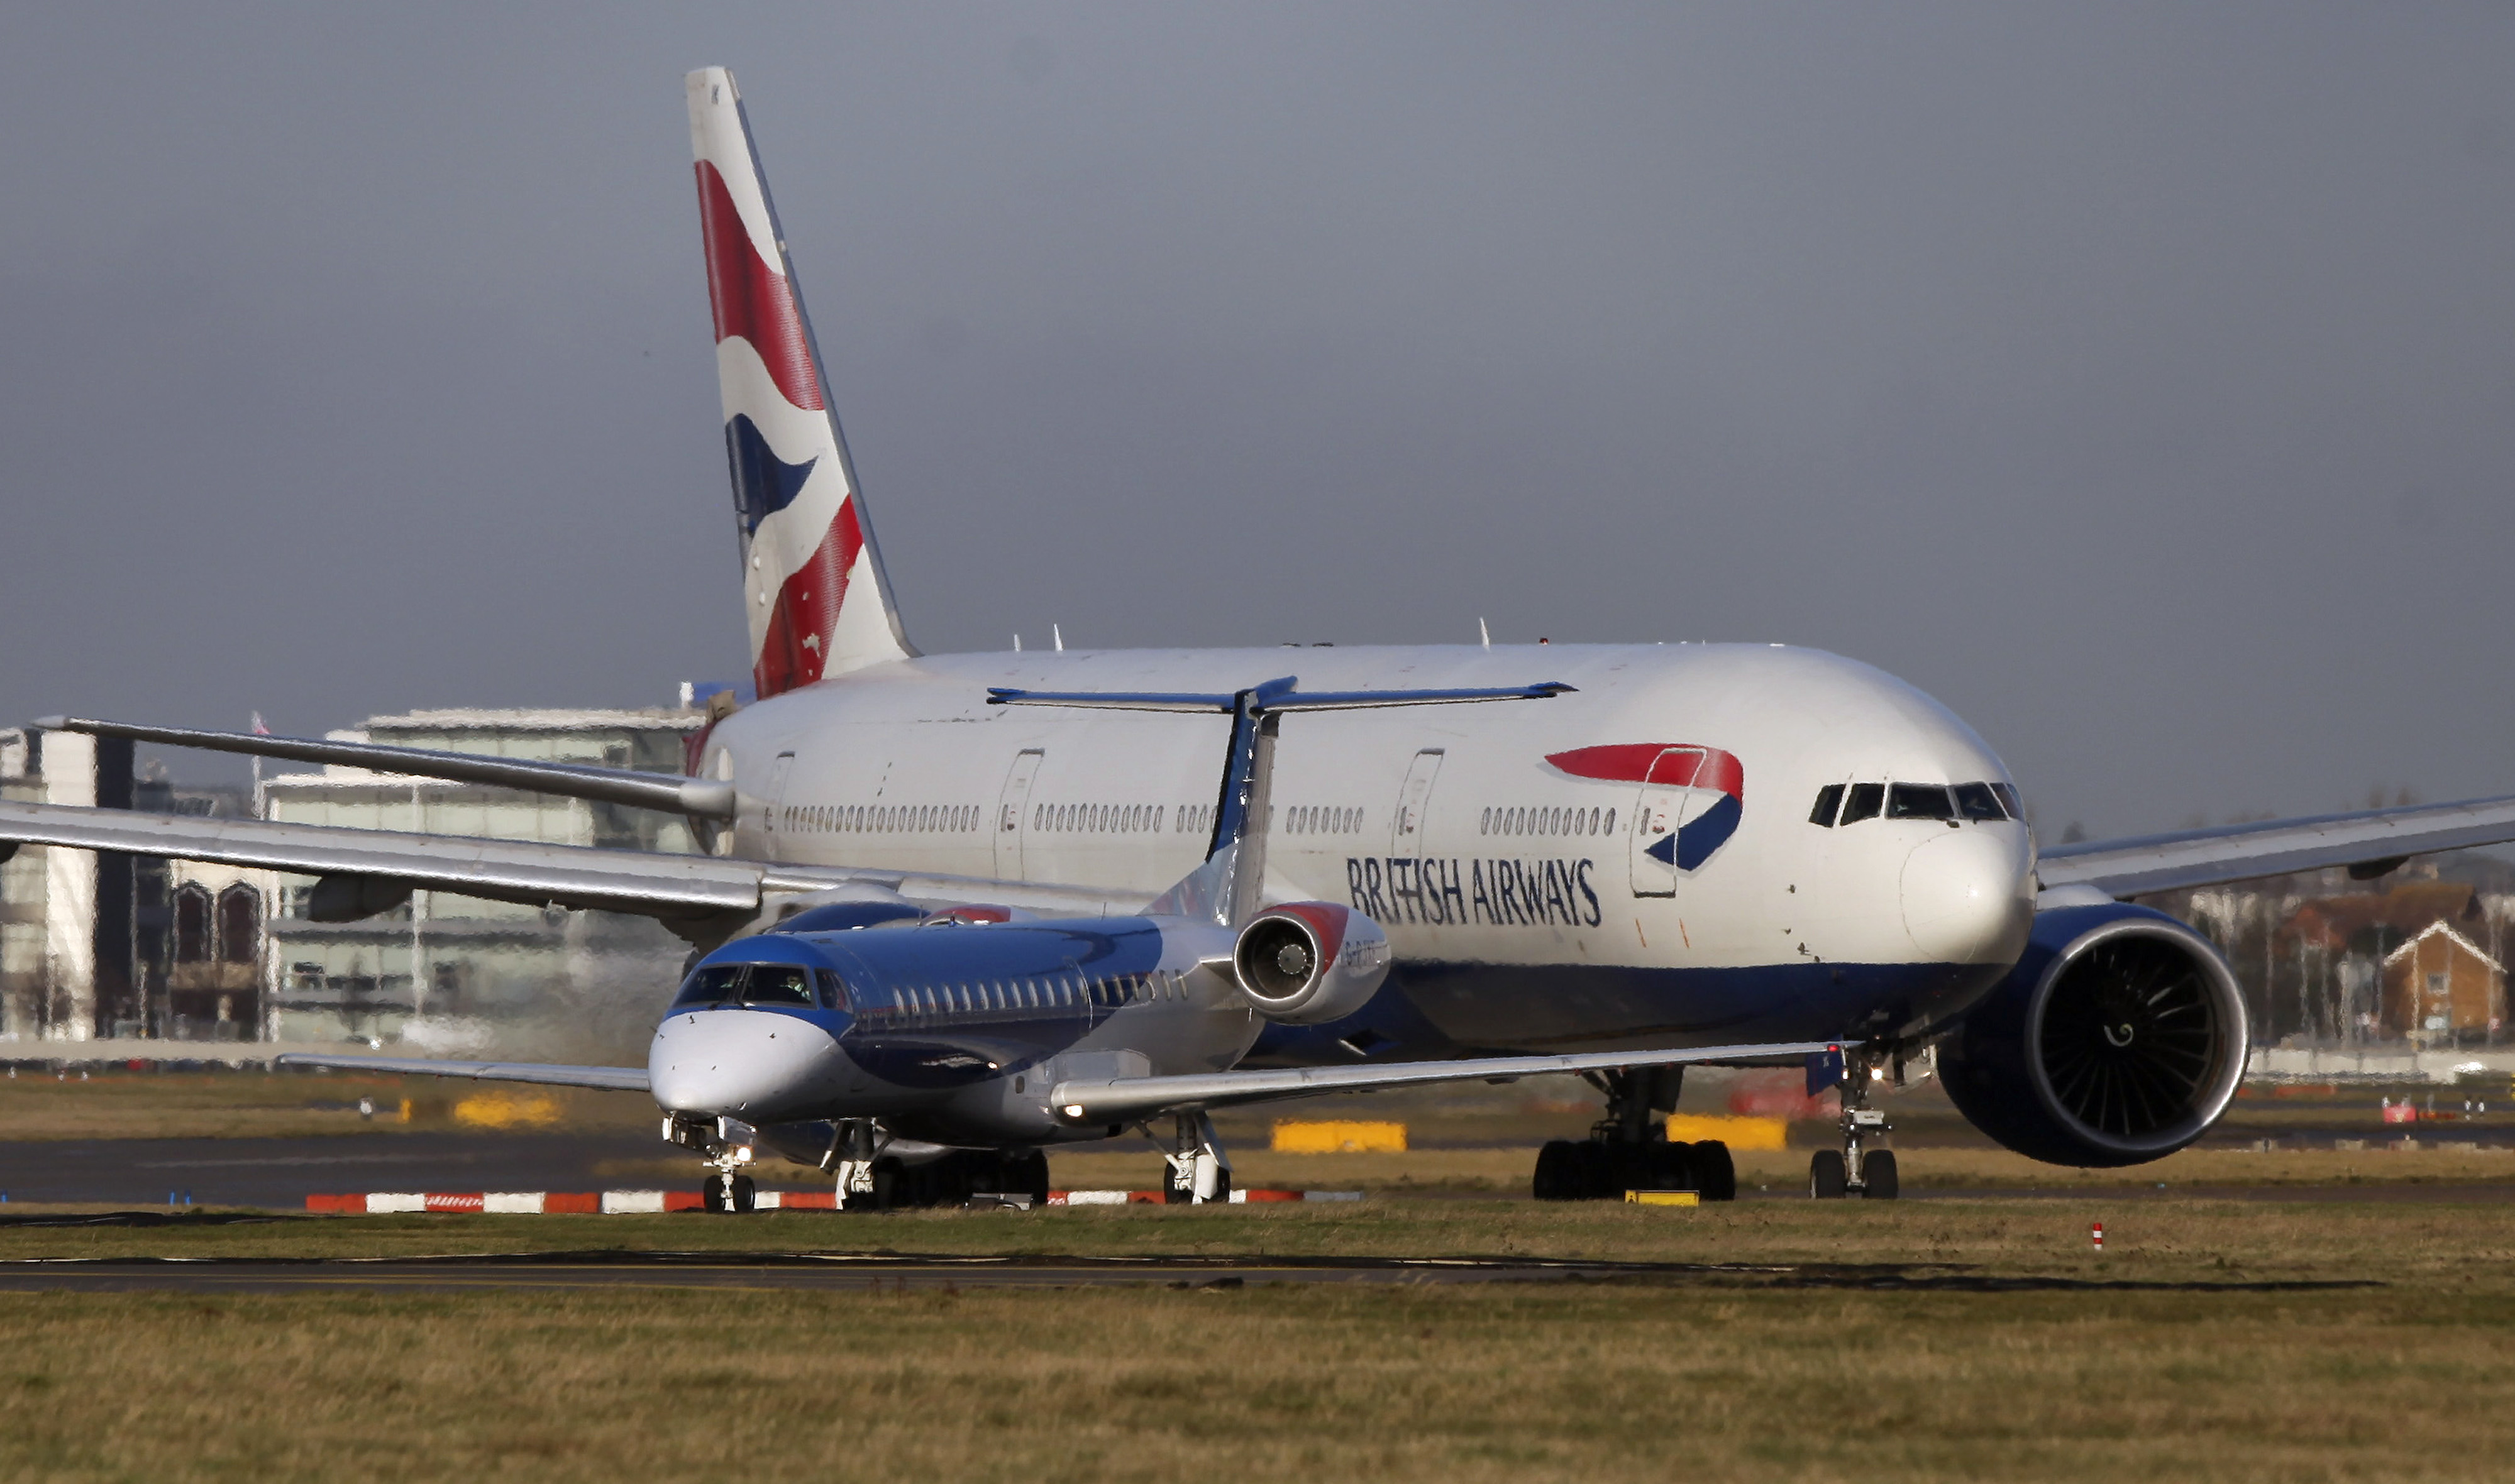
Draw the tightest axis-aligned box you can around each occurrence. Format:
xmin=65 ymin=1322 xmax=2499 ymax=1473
xmin=11 ymin=68 xmax=2515 ymax=1210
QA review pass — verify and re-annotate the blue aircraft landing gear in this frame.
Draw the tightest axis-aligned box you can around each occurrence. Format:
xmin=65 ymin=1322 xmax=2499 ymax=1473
xmin=1159 ymin=1111 xmax=1234 ymax=1204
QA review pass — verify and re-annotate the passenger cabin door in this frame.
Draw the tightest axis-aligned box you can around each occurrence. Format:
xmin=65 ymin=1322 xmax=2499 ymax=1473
xmin=1390 ymin=749 xmax=1445 ymax=858
xmin=762 ymin=750 xmax=797 ymax=857
xmin=994 ymin=749 xmax=1044 ymax=878
xmin=1628 ymin=746 xmax=1708 ymax=898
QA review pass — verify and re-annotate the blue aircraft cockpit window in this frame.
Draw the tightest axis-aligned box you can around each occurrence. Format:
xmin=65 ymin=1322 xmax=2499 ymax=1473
xmin=817 ymin=969 xmax=850 ymax=1010
xmin=1990 ymin=782 xmax=2023 ymax=820
xmin=672 ymin=965 xmax=746 ymax=1008
xmin=1952 ymin=782 xmax=2007 ymax=822
xmin=1887 ymin=784 xmax=1956 ymax=821
xmin=1839 ymin=783 xmax=1885 ymax=825
xmin=1808 ymin=784 xmax=1844 ymax=827
xmin=743 ymin=965 xmax=816 ymax=1007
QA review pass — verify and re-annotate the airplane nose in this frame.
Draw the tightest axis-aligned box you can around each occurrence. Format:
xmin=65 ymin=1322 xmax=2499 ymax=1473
xmin=648 ymin=1009 xmax=848 ymax=1119
xmin=1901 ymin=827 xmax=2034 ymax=964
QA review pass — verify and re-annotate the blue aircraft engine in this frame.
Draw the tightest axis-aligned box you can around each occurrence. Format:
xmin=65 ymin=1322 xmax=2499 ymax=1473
xmin=1937 ymin=903 xmax=2248 ymax=1167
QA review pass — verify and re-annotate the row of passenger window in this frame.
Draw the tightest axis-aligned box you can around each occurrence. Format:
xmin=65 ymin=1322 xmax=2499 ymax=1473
xmin=1481 ymin=805 xmax=1617 ymax=838
xmin=787 ymin=802 xmax=981 ymax=834
xmin=1809 ymin=781 xmax=2021 ymax=828
xmin=1286 ymin=805 xmax=1363 ymax=835
xmin=1035 ymin=801 xmax=1169 ymax=835
xmin=670 ymin=962 xmax=1193 ymax=1019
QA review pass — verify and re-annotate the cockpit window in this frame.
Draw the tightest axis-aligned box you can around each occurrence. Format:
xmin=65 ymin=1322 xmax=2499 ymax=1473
xmin=1952 ymin=782 xmax=2007 ymax=822
xmin=1808 ymin=784 xmax=1844 ymax=828
xmin=742 ymin=965 xmax=816 ymax=1007
xmin=1839 ymin=783 xmax=1885 ymax=825
xmin=817 ymin=969 xmax=850 ymax=1010
xmin=1990 ymin=782 xmax=2023 ymax=820
xmin=672 ymin=965 xmax=745 ymax=1009
xmin=1887 ymin=784 xmax=1955 ymax=820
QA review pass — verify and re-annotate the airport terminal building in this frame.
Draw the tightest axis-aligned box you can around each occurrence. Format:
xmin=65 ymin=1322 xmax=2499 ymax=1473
xmin=1 ymin=704 xmax=705 ymax=1058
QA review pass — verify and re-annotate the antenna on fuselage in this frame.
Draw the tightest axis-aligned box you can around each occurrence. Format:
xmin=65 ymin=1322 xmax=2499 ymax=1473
xmin=986 ymin=676 xmax=1576 ymax=925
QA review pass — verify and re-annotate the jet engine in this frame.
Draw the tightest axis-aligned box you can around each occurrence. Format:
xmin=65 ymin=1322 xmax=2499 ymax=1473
xmin=1232 ymin=903 xmax=1392 ymax=1025
xmin=1938 ymin=903 xmax=2247 ymax=1167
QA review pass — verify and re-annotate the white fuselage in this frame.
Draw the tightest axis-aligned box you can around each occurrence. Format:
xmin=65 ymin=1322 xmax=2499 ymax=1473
xmin=699 ymin=642 xmax=2038 ymax=1055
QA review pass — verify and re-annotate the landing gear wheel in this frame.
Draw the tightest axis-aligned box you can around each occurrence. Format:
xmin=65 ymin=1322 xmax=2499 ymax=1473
xmin=1570 ymin=1140 xmax=1613 ymax=1200
xmin=1692 ymin=1140 xmax=1737 ymax=1202
xmin=1810 ymin=1150 xmax=1848 ymax=1200
xmin=1533 ymin=1140 xmax=1581 ymax=1201
xmin=1860 ymin=1150 xmax=1899 ymax=1201
xmin=703 ymin=1173 xmax=756 ymax=1213
xmin=1012 ymin=1150 xmax=1051 ymax=1204
xmin=1647 ymin=1141 xmax=1696 ymax=1193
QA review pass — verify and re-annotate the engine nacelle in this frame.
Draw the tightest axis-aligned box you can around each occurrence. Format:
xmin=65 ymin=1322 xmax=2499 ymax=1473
xmin=1939 ymin=903 xmax=2248 ymax=1167
xmin=1232 ymin=903 xmax=1392 ymax=1025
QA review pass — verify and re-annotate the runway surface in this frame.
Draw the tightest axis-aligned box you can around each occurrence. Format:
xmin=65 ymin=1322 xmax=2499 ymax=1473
xmin=0 ymin=1238 xmax=2380 ymax=1295
xmin=7 ymin=1129 xmax=2515 ymax=1211
xmin=0 ymin=1130 xmax=666 ymax=1207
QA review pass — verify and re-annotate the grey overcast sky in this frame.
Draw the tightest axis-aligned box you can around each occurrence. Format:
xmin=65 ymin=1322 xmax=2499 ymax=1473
xmin=0 ymin=5 xmax=2508 ymax=838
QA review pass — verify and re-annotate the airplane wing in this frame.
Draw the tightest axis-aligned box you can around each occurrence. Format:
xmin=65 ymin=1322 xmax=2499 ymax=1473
xmin=1049 ymin=1038 xmax=1841 ymax=1123
xmin=0 ymin=800 xmax=1136 ymax=937
xmin=272 ymin=1053 xmax=648 ymax=1092
xmin=2036 ymin=792 xmax=2515 ymax=899
xmin=36 ymin=716 xmax=734 ymax=819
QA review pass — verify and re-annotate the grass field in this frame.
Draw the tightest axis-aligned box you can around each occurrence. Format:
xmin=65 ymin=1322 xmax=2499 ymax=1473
xmin=4 ymin=1199 xmax=2515 ymax=1480
xmin=6 ymin=1072 xmax=2515 ymax=1478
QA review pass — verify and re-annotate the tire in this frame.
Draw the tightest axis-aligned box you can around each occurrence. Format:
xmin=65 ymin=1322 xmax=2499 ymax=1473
xmin=1693 ymin=1140 xmax=1737 ymax=1202
xmin=1810 ymin=1149 xmax=1848 ymax=1200
xmin=1013 ymin=1150 xmax=1051 ymax=1204
xmin=704 ymin=1173 xmax=756 ymax=1213
xmin=1569 ymin=1140 xmax=1613 ymax=1201
xmin=1647 ymin=1141 xmax=1696 ymax=1192
xmin=1861 ymin=1150 xmax=1899 ymax=1201
xmin=1533 ymin=1140 xmax=1579 ymax=1201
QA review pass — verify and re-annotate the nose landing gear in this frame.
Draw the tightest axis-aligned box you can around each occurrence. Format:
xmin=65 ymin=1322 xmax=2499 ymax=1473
xmin=1810 ymin=1047 xmax=1900 ymax=1201
xmin=665 ymin=1113 xmax=761 ymax=1212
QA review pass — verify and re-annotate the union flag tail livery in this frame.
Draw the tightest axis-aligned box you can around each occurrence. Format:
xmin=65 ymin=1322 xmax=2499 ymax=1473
xmin=687 ymin=67 xmax=913 ymax=696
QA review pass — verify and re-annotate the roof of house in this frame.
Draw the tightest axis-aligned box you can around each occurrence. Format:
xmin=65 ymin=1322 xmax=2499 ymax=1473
xmin=2285 ymin=882 xmax=2481 ymax=948
xmin=2380 ymin=918 xmax=2504 ymax=974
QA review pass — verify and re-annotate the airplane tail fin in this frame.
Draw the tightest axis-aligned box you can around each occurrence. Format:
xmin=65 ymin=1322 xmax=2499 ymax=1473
xmin=686 ymin=67 xmax=914 ymax=696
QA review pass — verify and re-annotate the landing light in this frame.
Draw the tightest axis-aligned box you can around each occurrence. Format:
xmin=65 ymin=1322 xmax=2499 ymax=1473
xmin=1063 ymin=1104 xmax=1084 ymax=1118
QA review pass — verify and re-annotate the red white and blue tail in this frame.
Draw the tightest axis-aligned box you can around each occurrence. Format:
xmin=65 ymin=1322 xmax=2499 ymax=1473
xmin=687 ymin=67 xmax=913 ymax=696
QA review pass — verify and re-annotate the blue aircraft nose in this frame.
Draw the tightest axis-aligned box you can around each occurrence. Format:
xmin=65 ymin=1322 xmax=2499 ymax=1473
xmin=648 ymin=1008 xmax=849 ymax=1119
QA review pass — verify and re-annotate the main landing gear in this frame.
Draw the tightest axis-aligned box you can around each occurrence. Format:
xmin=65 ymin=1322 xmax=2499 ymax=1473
xmin=1157 ymin=1111 xmax=1234 ymax=1204
xmin=1531 ymin=1067 xmax=1737 ymax=1202
xmin=863 ymin=1147 xmax=1050 ymax=1210
xmin=1810 ymin=1048 xmax=1899 ymax=1201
